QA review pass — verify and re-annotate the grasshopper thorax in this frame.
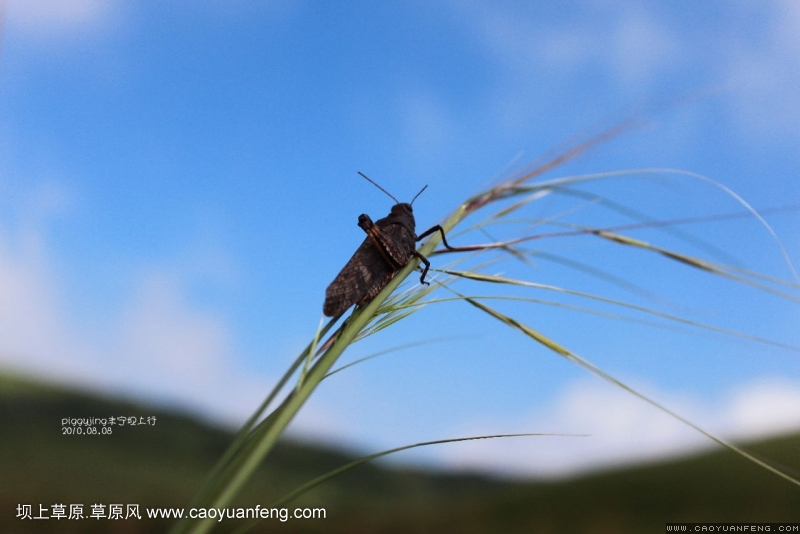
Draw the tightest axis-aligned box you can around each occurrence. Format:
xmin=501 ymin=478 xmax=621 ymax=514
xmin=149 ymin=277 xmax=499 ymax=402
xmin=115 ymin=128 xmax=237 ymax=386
xmin=388 ymin=202 xmax=416 ymax=235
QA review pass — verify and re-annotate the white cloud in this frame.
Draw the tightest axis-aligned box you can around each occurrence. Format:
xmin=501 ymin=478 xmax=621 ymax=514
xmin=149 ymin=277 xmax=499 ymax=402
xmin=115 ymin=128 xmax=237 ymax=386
xmin=434 ymin=377 xmax=800 ymax=478
xmin=286 ymin=397 xmax=356 ymax=446
xmin=0 ymin=223 xmax=66 ymax=368
xmin=726 ymin=379 xmax=800 ymax=437
xmin=118 ymin=271 xmax=234 ymax=395
xmin=6 ymin=0 xmax=118 ymax=41
xmin=112 ymin=268 xmax=268 ymax=423
xmin=0 ymin=183 xmax=267 ymax=425
xmin=0 ymin=182 xmax=86 ymax=378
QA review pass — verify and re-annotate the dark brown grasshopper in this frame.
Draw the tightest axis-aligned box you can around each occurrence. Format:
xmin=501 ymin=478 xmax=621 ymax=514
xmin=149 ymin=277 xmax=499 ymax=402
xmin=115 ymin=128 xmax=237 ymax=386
xmin=323 ymin=172 xmax=461 ymax=317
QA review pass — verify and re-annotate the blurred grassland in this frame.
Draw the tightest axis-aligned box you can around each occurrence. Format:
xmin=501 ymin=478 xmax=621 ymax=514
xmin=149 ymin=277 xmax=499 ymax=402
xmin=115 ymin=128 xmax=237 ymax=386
xmin=2 ymin=371 xmax=799 ymax=534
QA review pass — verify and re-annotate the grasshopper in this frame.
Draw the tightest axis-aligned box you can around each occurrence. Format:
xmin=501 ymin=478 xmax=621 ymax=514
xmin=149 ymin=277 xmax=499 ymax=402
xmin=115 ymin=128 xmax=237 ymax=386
xmin=323 ymin=173 xmax=460 ymax=316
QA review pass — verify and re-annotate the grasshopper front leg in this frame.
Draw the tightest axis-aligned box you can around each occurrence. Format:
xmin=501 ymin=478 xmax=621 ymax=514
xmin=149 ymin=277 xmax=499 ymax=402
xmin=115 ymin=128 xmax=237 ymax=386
xmin=412 ymin=250 xmax=431 ymax=285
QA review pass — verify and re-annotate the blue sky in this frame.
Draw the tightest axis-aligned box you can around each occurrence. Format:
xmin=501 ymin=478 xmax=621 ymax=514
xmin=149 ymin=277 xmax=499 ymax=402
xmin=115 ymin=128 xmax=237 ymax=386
xmin=1 ymin=1 xmax=799 ymax=477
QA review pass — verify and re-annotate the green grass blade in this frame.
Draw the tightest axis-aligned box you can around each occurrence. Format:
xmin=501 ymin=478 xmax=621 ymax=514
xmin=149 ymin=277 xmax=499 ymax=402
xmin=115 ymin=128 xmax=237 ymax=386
xmin=172 ymin=317 xmax=342 ymax=533
xmin=175 ymin=205 xmax=468 ymax=534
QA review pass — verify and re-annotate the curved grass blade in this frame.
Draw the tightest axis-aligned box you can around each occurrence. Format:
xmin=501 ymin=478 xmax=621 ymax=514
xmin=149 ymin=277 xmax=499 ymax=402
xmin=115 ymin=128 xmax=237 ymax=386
xmin=525 ymin=250 xmax=662 ymax=300
xmin=554 ymin=186 xmax=742 ymax=265
xmin=451 ymin=167 xmax=798 ymax=285
xmin=526 ymin=168 xmax=799 ymax=282
xmin=592 ymin=230 xmax=800 ymax=302
xmin=325 ymin=337 xmax=462 ymax=379
xmin=456 ymin=293 xmax=800 ymax=488
xmin=438 ymin=270 xmax=800 ymax=354
xmin=229 ymin=432 xmax=583 ymax=534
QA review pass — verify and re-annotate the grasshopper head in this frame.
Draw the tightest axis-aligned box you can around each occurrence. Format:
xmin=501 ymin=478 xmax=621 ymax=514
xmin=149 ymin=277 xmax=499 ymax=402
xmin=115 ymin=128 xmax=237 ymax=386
xmin=391 ymin=203 xmax=413 ymax=216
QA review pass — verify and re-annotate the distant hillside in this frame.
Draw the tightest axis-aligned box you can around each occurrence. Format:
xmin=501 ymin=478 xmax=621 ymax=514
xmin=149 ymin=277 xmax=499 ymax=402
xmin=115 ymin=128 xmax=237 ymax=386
xmin=2 ymin=370 xmax=799 ymax=533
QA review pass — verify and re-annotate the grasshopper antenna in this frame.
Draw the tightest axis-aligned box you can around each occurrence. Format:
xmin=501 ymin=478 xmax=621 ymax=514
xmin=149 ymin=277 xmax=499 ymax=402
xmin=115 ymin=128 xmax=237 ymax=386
xmin=410 ymin=184 xmax=428 ymax=206
xmin=357 ymin=171 xmax=399 ymax=204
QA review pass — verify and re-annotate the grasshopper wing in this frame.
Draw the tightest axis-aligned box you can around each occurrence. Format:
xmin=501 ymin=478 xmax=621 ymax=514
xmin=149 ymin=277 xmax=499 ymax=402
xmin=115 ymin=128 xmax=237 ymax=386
xmin=324 ymin=237 xmax=391 ymax=316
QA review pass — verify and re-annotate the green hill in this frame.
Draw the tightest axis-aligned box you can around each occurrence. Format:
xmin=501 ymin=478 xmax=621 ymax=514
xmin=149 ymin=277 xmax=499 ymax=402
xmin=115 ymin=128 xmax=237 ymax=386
xmin=2 ymin=371 xmax=798 ymax=533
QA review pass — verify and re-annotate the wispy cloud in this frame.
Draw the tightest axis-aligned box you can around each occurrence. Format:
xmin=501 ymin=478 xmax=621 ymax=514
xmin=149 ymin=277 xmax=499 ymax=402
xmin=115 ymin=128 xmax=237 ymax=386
xmin=454 ymin=1 xmax=800 ymax=141
xmin=461 ymin=2 xmax=680 ymax=87
xmin=723 ymin=0 xmax=800 ymax=140
xmin=400 ymin=88 xmax=454 ymax=163
xmin=608 ymin=7 xmax=680 ymax=88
